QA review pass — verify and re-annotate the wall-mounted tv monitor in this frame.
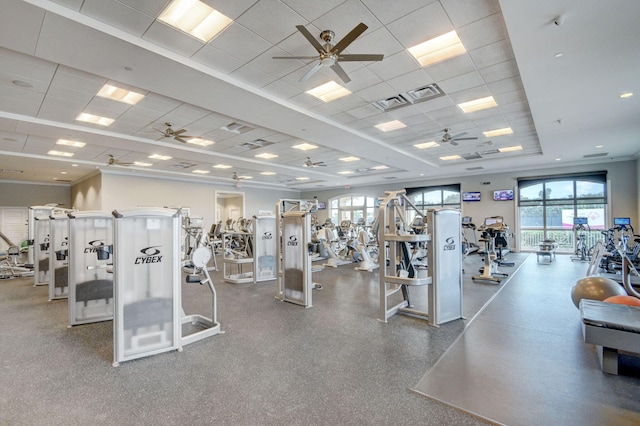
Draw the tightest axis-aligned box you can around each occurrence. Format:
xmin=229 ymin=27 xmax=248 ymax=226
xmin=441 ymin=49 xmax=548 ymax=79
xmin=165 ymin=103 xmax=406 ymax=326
xmin=573 ymin=217 xmax=588 ymax=225
xmin=462 ymin=191 xmax=481 ymax=202
xmin=614 ymin=217 xmax=631 ymax=226
xmin=493 ymin=189 xmax=514 ymax=201
xmin=316 ymin=201 xmax=327 ymax=210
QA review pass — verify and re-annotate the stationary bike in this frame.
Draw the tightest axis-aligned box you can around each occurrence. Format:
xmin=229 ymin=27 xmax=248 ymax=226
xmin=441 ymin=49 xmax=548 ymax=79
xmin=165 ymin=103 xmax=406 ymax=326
xmin=570 ymin=217 xmax=590 ymax=262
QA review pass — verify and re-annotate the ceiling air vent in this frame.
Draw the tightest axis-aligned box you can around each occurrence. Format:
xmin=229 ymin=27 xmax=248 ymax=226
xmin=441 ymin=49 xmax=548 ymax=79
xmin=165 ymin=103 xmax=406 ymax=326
xmin=480 ymin=149 xmax=500 ymax=155
xmin=404 ymin=83 xmax=445 ymax=104
xmin=583 ymin=152 xmax=608 ymax=158
xmin=222 ymin=122 xmax=253 ymax=134
xmin=372 ymin=95 xmax=409 ymax=112
xmin=462 ymin=152 xmax=482 ymax=160
xmin=466 ymin=166 xmax=484 ymax=171
xmin=381 ymin=176 xmax=397 ymax=180
xmin=239 ymin=139 xmax=274 ymax=150
xmin=170 ymin=162 xmax=197 ymax=169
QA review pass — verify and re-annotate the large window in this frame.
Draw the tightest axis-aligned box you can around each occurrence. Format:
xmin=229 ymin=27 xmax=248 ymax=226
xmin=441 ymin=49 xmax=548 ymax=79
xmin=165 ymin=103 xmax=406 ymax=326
xmin=328 ymin=195 xmax=376 ymax=226
xmin=405 ymin=184 xmax=461 ymax=223
xmin=518 ymin=172 xmax=607 ymax=252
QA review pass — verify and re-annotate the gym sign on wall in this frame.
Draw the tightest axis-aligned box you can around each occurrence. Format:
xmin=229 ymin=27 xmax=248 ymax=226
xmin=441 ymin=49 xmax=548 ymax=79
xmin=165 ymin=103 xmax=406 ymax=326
xmin=135 ymin=246 xmax=164 ymax=264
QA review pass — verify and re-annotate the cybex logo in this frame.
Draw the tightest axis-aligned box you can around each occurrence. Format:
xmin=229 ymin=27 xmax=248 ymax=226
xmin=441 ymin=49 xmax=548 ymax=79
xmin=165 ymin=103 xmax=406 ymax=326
xmin=84 ymin=239 xmax=105 ymax=254
xmin=286 ymin=235 xmax=299 ymax=246
xmin=134 ymin=246 xmax=163 ymax=265
xmin=262 ymin=232 xmax=273 ymax=240
xmin=443 ymin=237 xmax=456 ymax=251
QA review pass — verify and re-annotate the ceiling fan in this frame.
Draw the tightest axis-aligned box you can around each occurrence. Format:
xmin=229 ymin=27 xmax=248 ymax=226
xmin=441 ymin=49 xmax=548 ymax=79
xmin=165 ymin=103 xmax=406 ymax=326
xmin=107 ymin=155 xmax=133 ymax=166
xmin=232 ymin=172 xmax=251 ymax=181
xmin=155 ymin=122 xmax=195 ymax=143
xmin=303 ymin=157 xmax=326 ymax=167
xmin=273 ymin=23 xmax=384 ymax=84
xmin=440 ymin=128 xmax=478 ymax=146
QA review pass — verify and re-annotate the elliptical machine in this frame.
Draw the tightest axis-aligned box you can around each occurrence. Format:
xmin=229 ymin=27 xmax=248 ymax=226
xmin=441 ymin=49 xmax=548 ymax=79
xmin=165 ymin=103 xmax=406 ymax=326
xmin=571 ymin=217 xmax=590 ymax=262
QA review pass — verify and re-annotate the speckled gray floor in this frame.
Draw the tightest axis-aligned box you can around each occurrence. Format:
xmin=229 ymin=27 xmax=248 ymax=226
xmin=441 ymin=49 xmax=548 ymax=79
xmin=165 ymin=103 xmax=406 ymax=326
xmin=415 ymin=254 xmax=640 ymax=426
xmin=0 ymin=253 xmax=528 ymax=425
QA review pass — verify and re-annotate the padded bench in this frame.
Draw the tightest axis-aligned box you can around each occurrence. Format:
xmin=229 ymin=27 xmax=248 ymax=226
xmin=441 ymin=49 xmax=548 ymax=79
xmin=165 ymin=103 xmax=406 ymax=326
xmin=580 ymin=299 xmax=640 ymax=374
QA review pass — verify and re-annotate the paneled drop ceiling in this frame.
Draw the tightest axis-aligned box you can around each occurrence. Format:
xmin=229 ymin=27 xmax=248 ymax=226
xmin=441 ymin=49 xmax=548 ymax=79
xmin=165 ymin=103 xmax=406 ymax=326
xmin=0 ymin=0 xmax=638 ymax=190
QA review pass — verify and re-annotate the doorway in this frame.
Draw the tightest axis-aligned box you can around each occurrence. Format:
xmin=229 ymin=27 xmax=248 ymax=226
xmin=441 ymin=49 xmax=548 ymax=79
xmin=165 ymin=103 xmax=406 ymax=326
xmin=215 ymin=191 xmax=245 ymax=230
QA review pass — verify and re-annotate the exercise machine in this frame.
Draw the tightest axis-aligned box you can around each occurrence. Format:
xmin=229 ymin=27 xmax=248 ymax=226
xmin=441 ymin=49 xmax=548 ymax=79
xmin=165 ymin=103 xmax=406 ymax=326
xmin=49 ymin=213 xmax=70 ymax=300
xmin=68 ymin=211 xmax=114 ymax=326
xmin=571 ymin=217 xmax=591 ymax=262
xmin=253 ymin=214 xmax=277 ymax=282
xmin=378 ymin=190 xmax=463 ymax=325
xmin=472 ymin=216 xmax=512 ymax=283
xmin=461 ymin=216 xmax=479 ymax=256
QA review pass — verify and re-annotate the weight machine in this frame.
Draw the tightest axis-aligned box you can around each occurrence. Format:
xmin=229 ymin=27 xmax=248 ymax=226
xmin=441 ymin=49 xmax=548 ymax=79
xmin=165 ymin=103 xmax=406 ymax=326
xmin=49 ymin=214 xmax=70 ymax=300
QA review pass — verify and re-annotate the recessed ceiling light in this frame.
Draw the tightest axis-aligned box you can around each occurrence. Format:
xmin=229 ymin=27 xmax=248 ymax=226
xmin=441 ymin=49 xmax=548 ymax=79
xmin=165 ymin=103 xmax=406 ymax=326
xmin=595 ymin=145 xmax=604 ymax=148
xmin=457 ymin=96 xmax=497 ymax=113
xmin=620 ymin=92 xmax=633 ymax=99
xmin=407 ymin=30 xmax=466 ymax=67
xmin=338 ymin=171 xmax=354 ymax=175
xmin=440 ymin=154 xmax=461 ymax=161
xmin=255 ymin=153 xmax=278 ymax=159
xmin=96 ymin=84 xmax=144 ymax=105
xmin=60 ymin=172 xmax=67 ymax=175
xmin=186 ymin=137 xmax=215 ymax=146
xmin=192 ymin=170 xmax=210 ymax=174
xmin=371 ymin=165 xmax=389 ymax=170
xmin=555 ymin=157 xmax=562 ymax=161
xmin=56 ymin=139 xmax=86 ymax=148
xmin=48 ymin=150 xmax=74 ymax=157
xmin=483 ymin=127 xmax=513 ymax=138
xmin=339 ymin=156 xmax=360 ymax=162
xmin=306 ymin=81 xmax=352 ymax=102
xmin=414 ymin=141 xmax=440 ymax=149
xmin=554 ymin=52 xmax=564 ymax=58
xmin=498 ymin=145 xmax=523 ymax=153
xmin=296 ymin=177 xmax=310 ymax=181
xmin=76 ymin=112 xmax=114 ymax=126
xmin=238 ymin=175 xmax=253 ymax=180
xmin=260 ymin=171 xmax=276 ymax=175
xmin=134 ymin=161 xmax=153 ymax=167
xmin=292 ymin=143 xmax=318 ymax=151
xmin=149 ymin=154 xmax=172 ymax=160
xmin=71 ymin=164 xmax=78 ymax=167
xmin=375 ymin=120 xmax=406 ymax=132
xmin=158 ymin=0 xmax=232 ymax=42
xmin=213 ymin=164 xmax=232 ymax=169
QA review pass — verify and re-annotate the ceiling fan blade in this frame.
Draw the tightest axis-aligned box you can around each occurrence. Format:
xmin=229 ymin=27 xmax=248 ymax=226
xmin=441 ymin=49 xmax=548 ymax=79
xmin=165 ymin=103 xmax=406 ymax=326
xmin=338 ymin=54 xmax=384 ymax=62
xmin=273 ymin=56 xmax=320 ymax=60
xmin=450 ymin=141 xmax=459 ymax=146
xmin=331 ymin=23 xmax=368 ymax=54
xmin=295 ymin=25 xmax=325 ymax=53
xmin=453 ymin=137 xmax=478 ymax=141
xmin=172 ymin=129 xmax=187 ymax=136
xmin=451 ymin=132 xmax=467 ymax=139
xmin=299 ymin=61 xmax=323 ymax=82
xmin=315 ymin=162 xmax=327 ymax=167
xmin=331 ymin=62 xmax=351 ymax=84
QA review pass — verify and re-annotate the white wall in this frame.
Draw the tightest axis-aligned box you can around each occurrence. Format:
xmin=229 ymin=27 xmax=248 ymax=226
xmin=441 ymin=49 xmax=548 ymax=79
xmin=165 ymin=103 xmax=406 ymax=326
xmin=0 ymin=181 xmax=70 ymax=207
xmin=70 ymin=172 xmax=102 ymax=211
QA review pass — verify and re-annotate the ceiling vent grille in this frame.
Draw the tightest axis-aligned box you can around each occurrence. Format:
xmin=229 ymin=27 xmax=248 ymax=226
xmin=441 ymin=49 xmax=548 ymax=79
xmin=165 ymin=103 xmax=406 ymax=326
xmin=373 ymin=83 xmax=446 ymax=112
xmin=239 ymin=139 xmax=274 ymax=150
xmin=170 ymin=162 xmax=197 ymax=169
xmin=462 ymin=152 xmax=482 ymax=160
xmin=372 ymin=95 xmax=409 ymax=112
xmin=222 ymin=122 xmax=253 ymax=134
xmin=480 ymin=149 xmax=500 ymax=155
xmin=381 ymin=176 xmax=397 ymax=180
xmin=404 ymin=83 xmax=445 ymax=104
xmin=466 ymin=166 xmax=484 ymax=171
xmin=583 ymin=152 xmax=608 ymax=158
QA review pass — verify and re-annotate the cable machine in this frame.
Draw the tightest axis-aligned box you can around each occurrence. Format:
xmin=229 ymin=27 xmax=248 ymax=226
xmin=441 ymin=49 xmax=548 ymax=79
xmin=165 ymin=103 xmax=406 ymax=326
xmin=378 ymin=190 xmax=463 ymax=325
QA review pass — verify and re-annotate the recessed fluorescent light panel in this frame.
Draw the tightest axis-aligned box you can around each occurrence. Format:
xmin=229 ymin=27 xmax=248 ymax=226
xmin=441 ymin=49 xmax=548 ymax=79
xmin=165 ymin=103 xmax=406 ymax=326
xmin=414 ymin=141 xmax=440 ymax=149
xmin=213 ymin=164 xmax=232 ymax=169
xmin=371 ymin=165 xmax=389 ymax=170
xmin=483 ymin=127 xmax=513 ymax=138
xmin=149 ymin=154 xmax=172 ymax=160
xmin=97 ymin=84 xmax=144 ymax=105
xmin=338 ymin=171 xmax=354 ymax=175
xmin=186 ymin=137 xmax=215 ymax=146
xmin=457 ymin=96 xmax=497 ymax=113
xmin=408 ymin=30 xmax=466 ymax=67
xmin=498 ymin=145 xmax=523 ymax=153
xmin=238 ymin=175 xmax=253 ymax=180
xmin=76 ymin=112 xmax=114 ymax=126
xmin=374 ymin=120 xmax=406 ymax=132
xmin=255 ymin=153 xmax=278 ymax=159
xmin=48 ymin=150 xmax=74 ymax=157
xmin=56 ymin=139 xmax=86 ymax=148
xmin=295 ymin=177 xmax=310 ymax=181
xmin=158 ymin=0 xmax=232 ymax=42
xmin=620 ymin=92 xmax=633 ymax=98
xmin=440 ymin=154 xmax=461 ymax=161
xmin=134 ymin=161 xmax=153 ymax=167
xmin=306 ymin=81 xmax=352 ymax=102
xmin=192 ymin=170 xmax=210 ymax=174
xmin=339 ymin=156 xmax=360 ymax=162
xmin=292 ymin=143 xmax=318 ymax=151
xmin=260 ymin=172 xmax=276 ymax=175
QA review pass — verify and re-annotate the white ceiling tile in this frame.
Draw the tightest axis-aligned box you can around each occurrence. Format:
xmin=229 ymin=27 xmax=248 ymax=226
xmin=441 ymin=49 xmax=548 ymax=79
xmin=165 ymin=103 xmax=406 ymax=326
xmin=248 ymin=46 xmax=306 ymax=79
xmin=208 ymin=23 xmax=272 ymax=62
xmin=312 ymin=1 xmax=381 ymax=38
xmin=81 ymin=0 xmax=155 ymax=37
xmin=280 ymin=0 xmax=346 ymax=22
xmin=231 ymin=65 xmax=278 ymax=88
xmin=458 ymin=13 xmax=509 ymax=51
xmin=415 ymin=95 xmax=455 ymax=113
xmin=191 ymin=45 xmax=243 ymax=74
xmin=385 ymin=2 xmax=451 ymax=48
xmin=361 ymin=0 xmax=429 ymax=25
xmin=478 ymin=59 xmax=520 ymax=83
xmin=117 ymin=0 xmax=167 ymax=18
xmin=423 ymin=53 xmax=477 ymax=81
xmin=469 ymin=39 xmax=514 ymax=69
xmin=440 ymin=0 xmax=501 ymax=28
xmin=262 ymin=79 xmax=302 ymax=99
xmin=0 ymin=98 xmax=40 ymax=117
xmin=236 ymin=0 xmax=306 ymax=44
xmin=0 ymin=1 xmax=45 ymax=55
xmin=142 ymin=21 xmax=204 ymax=57
xmin=487 ymin=76 xmax=523 ymax=95
xmin=355 ymin=82 xmax=397 ymax=102
xmin=438 ymin=71 xmax=485 ymax=94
